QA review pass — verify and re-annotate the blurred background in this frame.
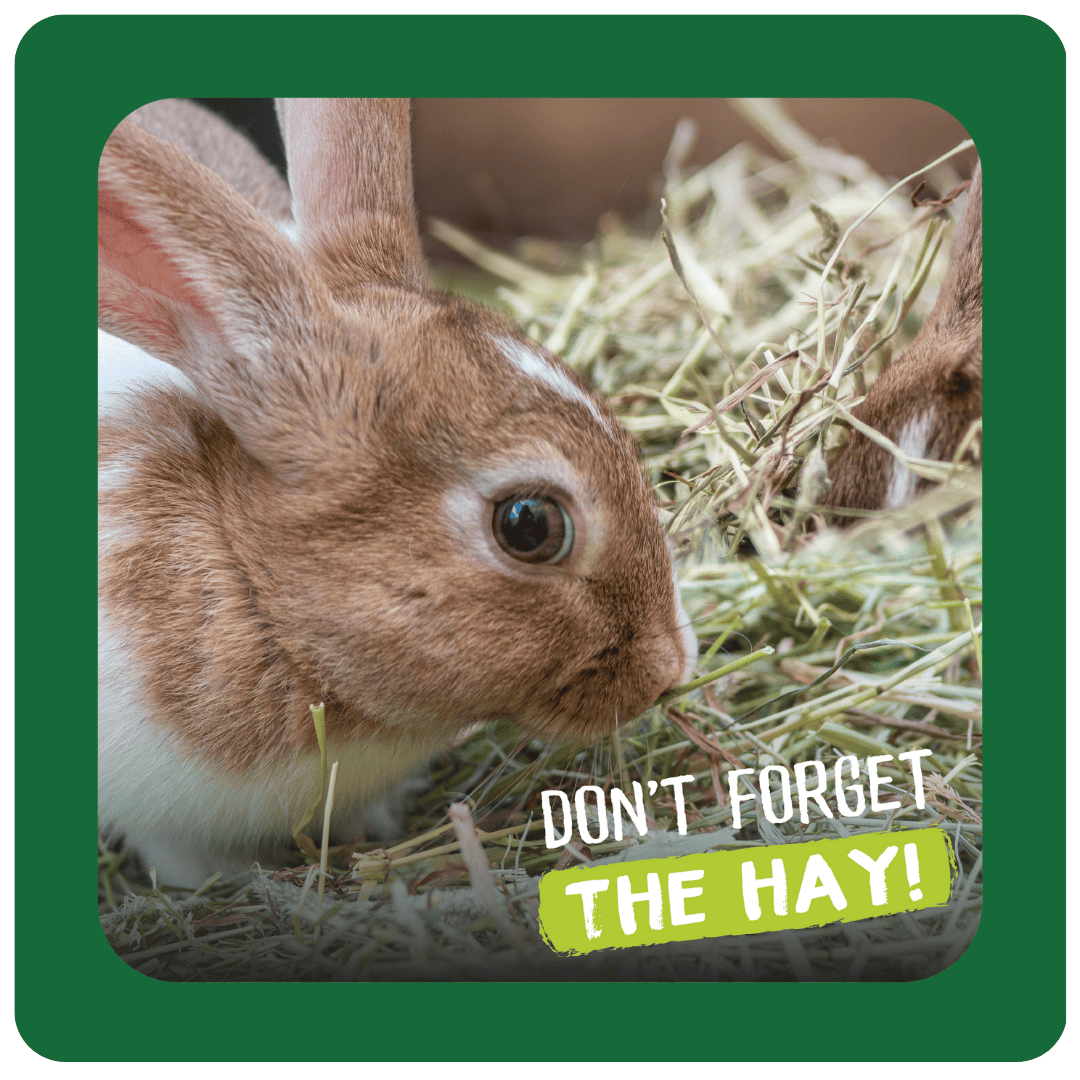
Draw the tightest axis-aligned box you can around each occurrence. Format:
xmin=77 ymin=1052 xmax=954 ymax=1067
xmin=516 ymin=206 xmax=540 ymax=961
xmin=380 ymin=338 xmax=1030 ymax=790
xmin=193 ymin=98 xmax=975 ymax=251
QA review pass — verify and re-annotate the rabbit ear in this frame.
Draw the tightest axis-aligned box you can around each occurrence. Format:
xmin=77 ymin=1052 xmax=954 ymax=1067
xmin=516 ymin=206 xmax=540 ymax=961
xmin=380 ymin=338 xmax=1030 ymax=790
xmin=276 ymin=98 xmax=427 ymax=294
xmin=933 ymin=161 xmax=982 ymax=345
xmin=98 ymin=118 xmax=347 ymax=474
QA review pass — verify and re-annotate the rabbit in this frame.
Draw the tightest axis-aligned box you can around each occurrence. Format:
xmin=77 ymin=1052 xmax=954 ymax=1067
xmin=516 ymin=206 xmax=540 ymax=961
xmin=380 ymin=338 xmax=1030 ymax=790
xmin=826 ymin=161 xmax=982 ymax=512
xmin=98 ymin=98 xmax=699 ymax=889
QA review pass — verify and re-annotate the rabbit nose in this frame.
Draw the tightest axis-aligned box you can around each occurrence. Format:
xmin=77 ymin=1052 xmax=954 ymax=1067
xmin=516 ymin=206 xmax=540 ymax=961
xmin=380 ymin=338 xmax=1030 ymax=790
xmin=652 ymin=632 xmax=695 ymax=698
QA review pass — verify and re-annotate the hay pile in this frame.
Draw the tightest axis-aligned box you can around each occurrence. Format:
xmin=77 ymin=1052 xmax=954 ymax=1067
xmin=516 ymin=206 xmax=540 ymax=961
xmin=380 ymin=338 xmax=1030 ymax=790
xmin=100 ymin=100 xmax=982 ymax=982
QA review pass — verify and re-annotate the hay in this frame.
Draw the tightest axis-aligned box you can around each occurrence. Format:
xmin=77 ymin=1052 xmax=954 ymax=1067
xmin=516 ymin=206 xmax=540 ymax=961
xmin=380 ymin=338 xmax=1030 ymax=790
xmin=100 ymin=101 xmax=981 ymax=982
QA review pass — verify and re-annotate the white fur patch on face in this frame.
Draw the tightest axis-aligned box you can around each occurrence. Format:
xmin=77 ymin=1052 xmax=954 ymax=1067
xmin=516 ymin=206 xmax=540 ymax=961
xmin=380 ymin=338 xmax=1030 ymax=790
xmin=491 ymin=334 xmax=613 ymax=438
xmin=885 ymin=409 xmax=936 ymax=509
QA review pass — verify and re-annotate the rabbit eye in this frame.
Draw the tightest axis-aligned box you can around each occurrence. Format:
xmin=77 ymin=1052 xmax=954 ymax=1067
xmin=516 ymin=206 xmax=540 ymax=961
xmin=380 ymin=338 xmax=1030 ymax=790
xmin=493 ymin=496 xmax=574 ymax=564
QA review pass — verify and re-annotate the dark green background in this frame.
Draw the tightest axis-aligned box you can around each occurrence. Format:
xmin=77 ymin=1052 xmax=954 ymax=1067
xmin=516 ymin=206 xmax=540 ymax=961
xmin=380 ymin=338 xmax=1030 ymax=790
xmin=15 ymin=13 xmax=1064 ymax=1063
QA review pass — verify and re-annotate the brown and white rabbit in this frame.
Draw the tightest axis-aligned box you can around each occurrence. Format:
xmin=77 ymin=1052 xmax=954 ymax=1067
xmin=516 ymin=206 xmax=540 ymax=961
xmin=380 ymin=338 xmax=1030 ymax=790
xmin=98 ymin=99 xmax=698 ymax=888
xmin=826 ymin=162 xmax=982 ymax=511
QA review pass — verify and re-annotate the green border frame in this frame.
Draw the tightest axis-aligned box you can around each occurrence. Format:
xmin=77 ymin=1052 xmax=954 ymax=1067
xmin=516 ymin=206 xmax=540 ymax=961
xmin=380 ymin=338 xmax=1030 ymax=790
xmin=15 ymin=13 xmax=1064 ymax=1062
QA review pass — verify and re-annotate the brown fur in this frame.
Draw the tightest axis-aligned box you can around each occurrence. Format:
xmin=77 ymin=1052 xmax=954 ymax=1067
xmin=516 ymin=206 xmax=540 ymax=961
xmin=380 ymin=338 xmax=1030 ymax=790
xmin=99 ymin=101 xmax=690 ymax=776
xmin=826 ymin=163 xmax=982 ymax=511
